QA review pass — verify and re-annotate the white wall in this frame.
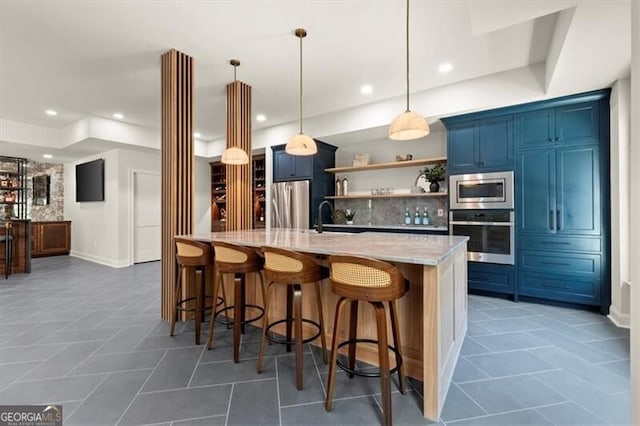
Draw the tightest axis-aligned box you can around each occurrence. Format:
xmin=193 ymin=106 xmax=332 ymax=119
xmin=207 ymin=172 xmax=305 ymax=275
xmin=65 ymin=149 xmax=121 ymax=266
xmin=65 ymin=148 xmax=161 ymax=267
xmin=609 ymin=78 xmax=631 ymax=327
xmin=630 ymin=1 xmax=640 ymax=421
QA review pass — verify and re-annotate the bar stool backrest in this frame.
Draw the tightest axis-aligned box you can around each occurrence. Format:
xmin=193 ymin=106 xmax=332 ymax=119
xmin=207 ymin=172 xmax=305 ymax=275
xmin=261 ymin=246 xmax=323 ymax=284
xmin=175 ymin=238 xmax=212 ymax=266
xmin=213 ymin=241 xmax=263 ymax=273
xmin=328 ymin=255 xmax=408 ymax=302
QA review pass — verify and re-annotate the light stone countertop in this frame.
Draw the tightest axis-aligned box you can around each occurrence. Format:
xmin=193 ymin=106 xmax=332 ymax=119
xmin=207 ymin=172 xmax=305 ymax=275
xmin=182 ymin=228 xmax=468 ymax=266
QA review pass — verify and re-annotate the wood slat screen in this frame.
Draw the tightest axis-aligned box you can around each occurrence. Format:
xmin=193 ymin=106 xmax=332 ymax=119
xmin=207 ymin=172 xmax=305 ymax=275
xmin=160 ymin=49 xmax=194 ymax=321
xmin=226 ymin=80 xmax=252 ymax=231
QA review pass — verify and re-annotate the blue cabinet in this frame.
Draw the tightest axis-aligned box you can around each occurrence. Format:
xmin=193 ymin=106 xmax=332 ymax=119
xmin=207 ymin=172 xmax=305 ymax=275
xmin=444 ymin=115 xmax=514 ymax=174
xmin=273 ymin=150 xmax=313 ymax=182
xmin=516 ymin=102 xmax=599 ymax=150
xmin=468 ymin=262 xmax=514 ymax=295
xmin=517 ymin=145 xmax=600 ymax=236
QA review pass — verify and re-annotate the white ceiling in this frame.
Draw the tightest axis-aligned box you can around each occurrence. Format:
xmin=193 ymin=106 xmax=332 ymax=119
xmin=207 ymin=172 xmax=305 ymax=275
xmin=0 ymin=0 xmax=631 ymax=159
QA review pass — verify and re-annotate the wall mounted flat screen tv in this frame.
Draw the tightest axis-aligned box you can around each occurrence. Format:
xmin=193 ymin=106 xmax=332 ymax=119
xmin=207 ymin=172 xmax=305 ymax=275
xmin=76 ymin=159 xmax=105 ymax=202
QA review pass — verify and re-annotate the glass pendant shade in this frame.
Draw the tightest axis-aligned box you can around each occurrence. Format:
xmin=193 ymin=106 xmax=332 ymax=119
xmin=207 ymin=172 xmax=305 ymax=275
xmin=388 ymin=111 xmax=430 ymax=141
xmin=285 ymin=133 xmax=317 ymax=156
xmin=221 ymin=147 xmax=249 ymax=165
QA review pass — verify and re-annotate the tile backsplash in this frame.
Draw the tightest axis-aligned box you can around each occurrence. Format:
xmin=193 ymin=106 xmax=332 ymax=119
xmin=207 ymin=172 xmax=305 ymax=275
xmin=27 ymin=161 xmax=64 ymax=221
xmin=335 ymin=196 xmax=448 ymax=227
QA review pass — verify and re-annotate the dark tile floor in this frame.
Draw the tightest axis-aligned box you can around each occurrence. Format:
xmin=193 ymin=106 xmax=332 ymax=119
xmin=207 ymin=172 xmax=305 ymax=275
xmin=0 ymin=257 xmax=631 ymax=425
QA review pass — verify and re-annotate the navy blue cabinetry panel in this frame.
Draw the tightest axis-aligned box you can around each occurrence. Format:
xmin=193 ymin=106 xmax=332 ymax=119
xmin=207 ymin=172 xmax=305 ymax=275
xmin=556 ymin=145 xmax=600 ymax=235
xmin=444 ymin=115 xmax=514 ymax=174
xmin=468 ymin=262 xmax=514 ymax=295
xmin=478 ymin=115 xmax=514 ymax=171
xmin=516 ymin=101 xmax=599 ymax=150
xmin=517 ymin=149 xmax=555 ymax=234
xmin=518 ymin=271 xmax=600 ymax=306
xmin=273 ymin=149 xmax=312 ymax=182
xmin=447 ymin=121 xmax=478 ymax=173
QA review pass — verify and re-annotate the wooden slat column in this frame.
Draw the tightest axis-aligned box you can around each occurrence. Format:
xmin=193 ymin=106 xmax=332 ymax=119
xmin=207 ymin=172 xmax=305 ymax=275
xmin=161 ymin=49 xmax=194 ymax=321
xmin=226 ymin=80 xmax=252 ymax=230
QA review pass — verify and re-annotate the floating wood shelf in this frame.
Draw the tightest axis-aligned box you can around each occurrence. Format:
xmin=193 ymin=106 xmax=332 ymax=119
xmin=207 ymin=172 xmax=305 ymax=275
xmin=325 ymin=156 xmax=446 ymax=173
xmin=326 ymin=193 xmax=447 ymax=200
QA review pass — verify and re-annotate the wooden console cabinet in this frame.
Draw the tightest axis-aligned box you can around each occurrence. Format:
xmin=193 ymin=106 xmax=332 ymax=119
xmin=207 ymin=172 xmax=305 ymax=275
xmin=31 ymin=221 xmax=71 ymax=257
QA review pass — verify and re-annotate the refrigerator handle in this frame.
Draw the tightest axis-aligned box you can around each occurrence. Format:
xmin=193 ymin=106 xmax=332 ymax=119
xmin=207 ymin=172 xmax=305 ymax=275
xmin=272 ymin=198 xmax=280 ymax=228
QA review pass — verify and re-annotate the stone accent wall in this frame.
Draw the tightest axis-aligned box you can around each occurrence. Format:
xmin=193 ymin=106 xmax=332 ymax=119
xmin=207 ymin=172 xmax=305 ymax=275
xmin=27 ymin=161 xmax=64 ymax=221
xmin=334 ymin=196 xmax=448 ymax=227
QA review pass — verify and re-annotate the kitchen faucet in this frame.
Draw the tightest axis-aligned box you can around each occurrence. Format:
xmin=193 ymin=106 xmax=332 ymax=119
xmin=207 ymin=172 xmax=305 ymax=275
xmin=316 ymin=200 xmax=334 ymax=233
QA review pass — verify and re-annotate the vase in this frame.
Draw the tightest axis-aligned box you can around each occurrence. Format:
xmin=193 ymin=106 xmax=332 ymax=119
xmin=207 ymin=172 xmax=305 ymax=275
xmin=346 ymin=220 xmax=354 ymax=225
xmin=429 ymin=181 xmax=440 ymax=193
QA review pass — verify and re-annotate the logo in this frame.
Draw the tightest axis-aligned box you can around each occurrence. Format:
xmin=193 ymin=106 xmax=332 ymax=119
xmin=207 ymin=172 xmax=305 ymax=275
xmin=0 ymin=405 xmax=62 ymax=426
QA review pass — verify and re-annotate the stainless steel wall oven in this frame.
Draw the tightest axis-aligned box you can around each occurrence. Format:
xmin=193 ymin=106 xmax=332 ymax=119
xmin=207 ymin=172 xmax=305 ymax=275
xmin=449 ymin=210 xmax=514 ymax=265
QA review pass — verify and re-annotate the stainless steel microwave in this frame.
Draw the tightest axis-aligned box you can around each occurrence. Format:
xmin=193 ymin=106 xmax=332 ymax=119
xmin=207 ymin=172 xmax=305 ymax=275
xmin=449 ymin=171 xmax=514 ymax=210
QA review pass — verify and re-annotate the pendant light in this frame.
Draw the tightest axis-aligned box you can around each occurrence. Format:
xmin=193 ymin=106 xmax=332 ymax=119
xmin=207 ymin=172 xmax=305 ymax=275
xmin=285 ymin=28 xmax=317 ymax=156
xmin=388 ymin=0 xmax=430 ymax=141
xmin=221 ymin=59 xmax=250 ymax=165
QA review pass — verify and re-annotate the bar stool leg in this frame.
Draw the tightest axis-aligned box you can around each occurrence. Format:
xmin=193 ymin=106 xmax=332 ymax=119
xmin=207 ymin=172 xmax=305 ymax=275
xmin=205 ymin=270 xmax=223 ymax=349
xmin=257 ymin=281 xmax=275 ymax=374
xmin=285 ymin=286 xmax=293 ymax=352
xmin=389 ymin=300 xmax=406 ymax=394
xmin=325 ymin=296 xmax=348 ymax=412
xmin=233 ymin=273 xmax=245 ymax=363
xmin=192 ymin=267 xmax=202 ymax=345
xmin=347 ymin=300 xmax=359 ymax=378
xmin=374 ymin=302 xmax=392 ymax=426
xmin=293 ymin=283 xmax=304 ymax=390
xmin=313 ymin=281 xmax=328 ymax=364
xmin=170 ymin=266 xmax=183 ymax=337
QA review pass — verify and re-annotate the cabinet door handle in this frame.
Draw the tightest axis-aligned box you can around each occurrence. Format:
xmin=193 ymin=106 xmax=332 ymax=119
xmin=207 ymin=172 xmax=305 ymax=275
xmin=541 ymin=261 xmax=571 ymax=266
xmin=557 ymin=209 xmax=561 ymax=230
xmin=549 ymin=210 xmax=554 ymax=230
xmin=547 ymin=137 xmax=554 ymax=142
xmin=542 ymin=282 xmax=570 ymax=289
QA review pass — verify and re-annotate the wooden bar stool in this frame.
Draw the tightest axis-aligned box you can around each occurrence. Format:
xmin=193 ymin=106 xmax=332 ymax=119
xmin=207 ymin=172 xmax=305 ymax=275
xmin=325 ymin=255 xmax=409 ymax=426
xmin=205 ymin=241 xmax=266 ymax=363
xmin=171 ymin=238 xmax=219 ymax=345
xmin=257 ymin=246 xmax=329 ymax=390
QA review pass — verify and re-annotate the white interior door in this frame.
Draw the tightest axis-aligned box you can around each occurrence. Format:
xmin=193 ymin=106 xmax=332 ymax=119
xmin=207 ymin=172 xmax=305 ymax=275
xmin=134 ymin=172 xmax=161 ymax=263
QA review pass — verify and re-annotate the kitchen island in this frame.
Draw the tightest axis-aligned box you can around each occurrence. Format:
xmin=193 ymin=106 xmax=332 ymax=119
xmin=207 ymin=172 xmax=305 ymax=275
xmin=181 ymin=229 xmax=468 ymax=421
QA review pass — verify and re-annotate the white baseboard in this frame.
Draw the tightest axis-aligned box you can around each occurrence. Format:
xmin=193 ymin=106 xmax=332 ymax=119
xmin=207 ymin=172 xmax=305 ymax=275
xmin=608 ymin=304 xmax=631 ymax=329
xmin=70 ymin=251 xmax=130 ymax=268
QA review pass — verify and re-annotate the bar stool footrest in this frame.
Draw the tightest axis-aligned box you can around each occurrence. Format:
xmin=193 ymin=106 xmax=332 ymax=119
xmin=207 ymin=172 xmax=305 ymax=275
xmin=265 ymin=318 xmax=321 ymax=345
xmin=176 ymin=295 xmax=218 ymax=313
xmin=216 ymin=304 xmax=265 ymax=326
xmin=336 ymin=338 xmax=402 ymax=378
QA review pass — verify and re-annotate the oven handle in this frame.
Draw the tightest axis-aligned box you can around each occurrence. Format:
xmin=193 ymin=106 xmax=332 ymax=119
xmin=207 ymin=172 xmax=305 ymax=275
xmin=450 ymin=221 xmax=514 ymax=226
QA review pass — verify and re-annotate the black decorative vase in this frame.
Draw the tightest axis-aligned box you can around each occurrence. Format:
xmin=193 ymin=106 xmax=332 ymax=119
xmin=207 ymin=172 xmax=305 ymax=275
xmin=429 ymin=181 xmax=440 ymax=193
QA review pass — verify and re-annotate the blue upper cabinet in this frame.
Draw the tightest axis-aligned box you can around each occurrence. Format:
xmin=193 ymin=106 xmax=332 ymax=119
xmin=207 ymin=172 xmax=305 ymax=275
xmin=445 ymin=115 xmax=514 ymax=174
xmin=517 ymin=148 xmax=555 ymax=234
xmin=273 ymin=149 xmax=313 ymax=182
xmin=516 ymin=101 xmax=599 ymax=150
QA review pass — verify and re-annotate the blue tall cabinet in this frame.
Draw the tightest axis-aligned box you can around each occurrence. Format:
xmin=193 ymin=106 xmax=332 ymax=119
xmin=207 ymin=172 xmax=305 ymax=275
xmin=443 ymin=90 xmax=610 ymax=313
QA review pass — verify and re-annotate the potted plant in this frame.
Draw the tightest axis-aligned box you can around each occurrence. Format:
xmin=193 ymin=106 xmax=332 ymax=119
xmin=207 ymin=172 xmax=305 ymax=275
xmin=345 ymin=209 xmax=356 ymax=225
xmin=420 ymin=163 xmax=446 ymax=192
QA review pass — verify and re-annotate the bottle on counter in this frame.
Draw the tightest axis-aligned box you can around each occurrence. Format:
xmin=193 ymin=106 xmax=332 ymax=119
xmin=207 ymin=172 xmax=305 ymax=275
xmin=414 ymin=207 xmax=421 ymax=225
xmin=342 ymin=176 xmax=349 ymax=196
xmin=404 ymin=208 xmax=411 ymax=225
xmin=335 ymin=175 xmax=343 ymax=196
xmin=259 ymin=207 xmax=265 ymax=222
xmin=422 ymin=208 xmax=430 ymax=225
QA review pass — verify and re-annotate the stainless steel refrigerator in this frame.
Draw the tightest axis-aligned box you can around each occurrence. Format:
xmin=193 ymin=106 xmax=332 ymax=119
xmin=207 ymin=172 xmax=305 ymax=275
xmin=271 ymin=180 xmax=310 ymax=229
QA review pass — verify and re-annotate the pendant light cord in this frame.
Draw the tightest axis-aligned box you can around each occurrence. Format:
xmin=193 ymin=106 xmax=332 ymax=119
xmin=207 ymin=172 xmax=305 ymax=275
xmin=405 ymin=0 xmax=410 ymax=112
xmin=299 ymin=32 xmax=304 ymax=134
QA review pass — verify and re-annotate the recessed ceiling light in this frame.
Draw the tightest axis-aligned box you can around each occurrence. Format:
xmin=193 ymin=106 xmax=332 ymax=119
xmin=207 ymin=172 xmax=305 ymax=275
xmin=256 ymin=114 xmax=267 ymax=122
xmin=45 ymin=110 xmax=57 ymax=116
xmin=438 ymin=63 xmax=453 ymax=73
xmin=193 ymin=132 xmax=201 ymax=138
xmin=112 ymin=112 xmax=124 ymax=119
xmin=360 ymin=85 xmax=373 ymax=95
xmin=42 ymin=154 xmax=53 ymax=159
